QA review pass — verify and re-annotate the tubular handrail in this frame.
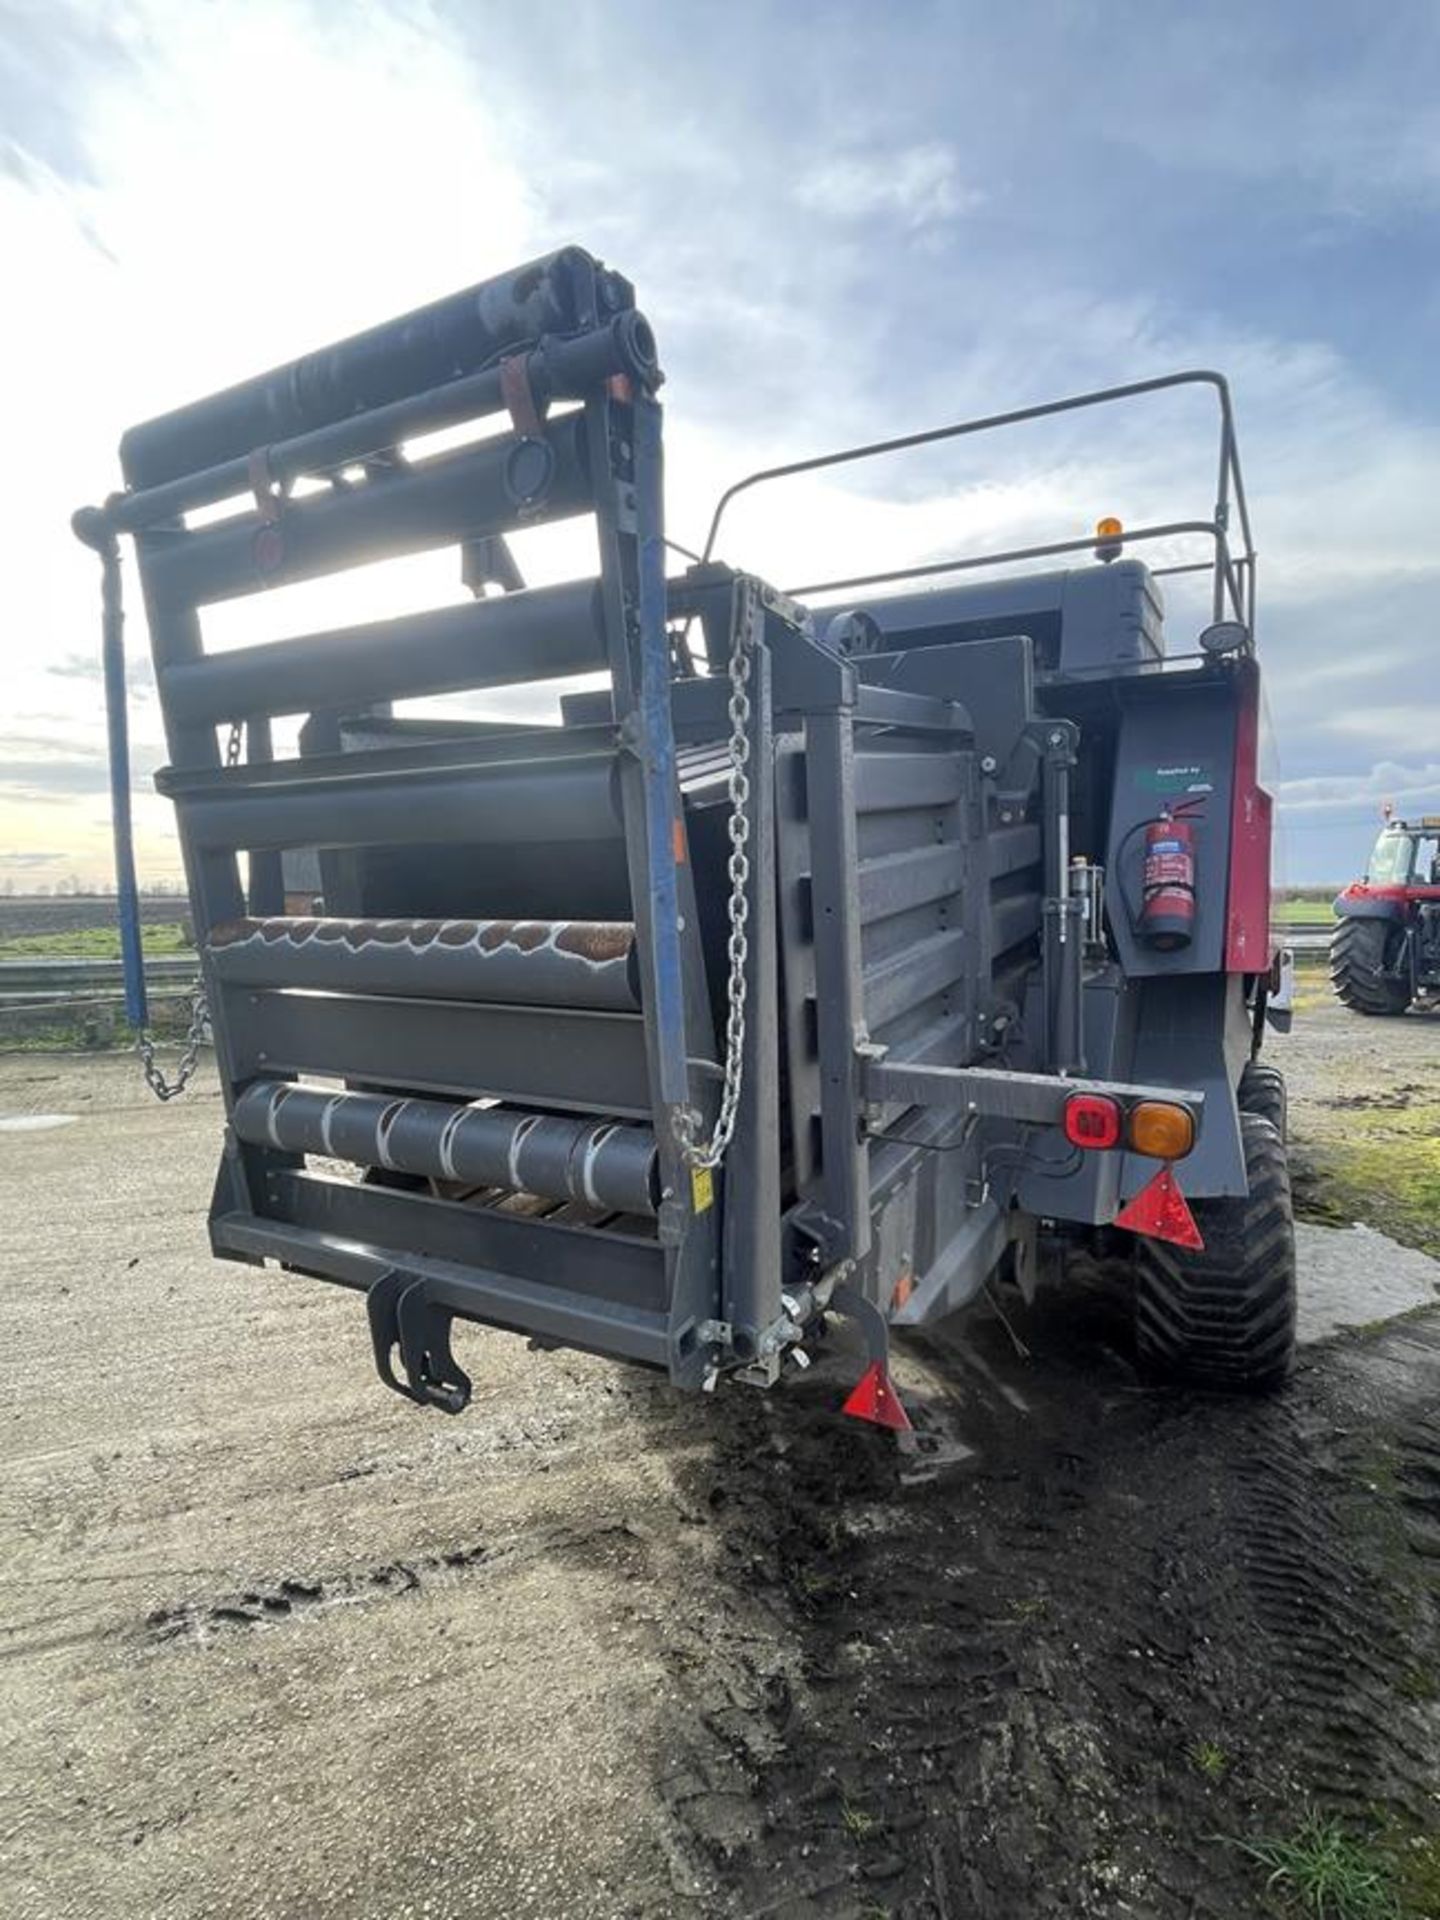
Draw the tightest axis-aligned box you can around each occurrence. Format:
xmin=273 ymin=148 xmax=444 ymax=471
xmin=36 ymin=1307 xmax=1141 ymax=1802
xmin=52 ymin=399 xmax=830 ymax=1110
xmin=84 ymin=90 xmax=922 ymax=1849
xmin=785 ymin=517 xmax=1248 ymax=630
xmin=701 ymin=369 xmax=1256 ymax=633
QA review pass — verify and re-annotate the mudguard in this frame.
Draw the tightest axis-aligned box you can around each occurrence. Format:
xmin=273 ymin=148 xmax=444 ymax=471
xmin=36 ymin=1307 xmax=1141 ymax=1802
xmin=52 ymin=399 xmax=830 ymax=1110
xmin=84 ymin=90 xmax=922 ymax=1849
xmin=1333 ymin=887 xmax=1408 ymax=923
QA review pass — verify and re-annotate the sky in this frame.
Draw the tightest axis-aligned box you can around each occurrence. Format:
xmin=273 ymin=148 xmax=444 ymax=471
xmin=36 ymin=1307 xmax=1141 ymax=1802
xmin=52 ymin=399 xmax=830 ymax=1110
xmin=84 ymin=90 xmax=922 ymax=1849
xmin=2 ymin=0 xmax=1438 ymax=890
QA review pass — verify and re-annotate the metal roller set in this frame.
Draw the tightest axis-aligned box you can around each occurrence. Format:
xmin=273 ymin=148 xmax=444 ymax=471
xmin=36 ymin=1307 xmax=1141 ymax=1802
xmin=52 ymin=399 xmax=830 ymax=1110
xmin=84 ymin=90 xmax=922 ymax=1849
xmin=77 ymin=244 xmax=1298 ymax=1425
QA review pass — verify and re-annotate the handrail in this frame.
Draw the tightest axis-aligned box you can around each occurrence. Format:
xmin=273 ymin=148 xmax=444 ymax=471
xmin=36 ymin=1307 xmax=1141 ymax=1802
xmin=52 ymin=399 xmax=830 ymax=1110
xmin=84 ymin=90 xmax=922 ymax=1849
xmin=701 ymin=369 xmax=1256 ymax=634
xmin=786 ymin=517 xmax=1248 ymax=629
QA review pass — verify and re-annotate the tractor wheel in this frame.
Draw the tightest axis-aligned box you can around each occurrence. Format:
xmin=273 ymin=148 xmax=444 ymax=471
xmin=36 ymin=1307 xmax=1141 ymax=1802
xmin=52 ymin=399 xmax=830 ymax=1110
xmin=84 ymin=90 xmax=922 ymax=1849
xmin=1133 ymin=1113 xmax=1295 ymax=1393
xmin=1330 ymin=915 xmax=1412 ymax=1016
xmin=1238 ymin=1059 xmax=1287 ymax=1142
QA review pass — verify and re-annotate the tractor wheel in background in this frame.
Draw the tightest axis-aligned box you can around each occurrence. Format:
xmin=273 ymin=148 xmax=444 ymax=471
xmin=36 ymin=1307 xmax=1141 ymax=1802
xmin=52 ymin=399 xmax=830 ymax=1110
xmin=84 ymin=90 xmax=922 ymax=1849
xmin=1134 ymin=1113 xmax=1295 ymax=1393
xmin=1330 ymin=915 xmax=1413 ymax=1016
xmin=1238 ymin=1059 xmax=1288 ymax=1142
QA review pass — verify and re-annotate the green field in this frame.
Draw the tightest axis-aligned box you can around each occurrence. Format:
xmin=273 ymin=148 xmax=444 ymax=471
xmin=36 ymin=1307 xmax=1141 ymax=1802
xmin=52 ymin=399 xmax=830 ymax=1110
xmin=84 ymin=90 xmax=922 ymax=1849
xmin=0 ymin=924 xmax=191 ymax=961
xmin=1271 ymin=894 xmax=1336 ymax=925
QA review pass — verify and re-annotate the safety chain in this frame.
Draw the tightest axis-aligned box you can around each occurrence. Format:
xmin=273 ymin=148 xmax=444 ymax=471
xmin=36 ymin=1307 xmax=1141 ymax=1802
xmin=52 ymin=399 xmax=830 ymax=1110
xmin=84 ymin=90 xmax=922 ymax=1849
xmin=136 ymin=718 xmax=241 ymax=1101
xmin=137 ymin=983 xmax=211 ymax=1103
xmin=675 ymin=578 xmax=759 ymax=1171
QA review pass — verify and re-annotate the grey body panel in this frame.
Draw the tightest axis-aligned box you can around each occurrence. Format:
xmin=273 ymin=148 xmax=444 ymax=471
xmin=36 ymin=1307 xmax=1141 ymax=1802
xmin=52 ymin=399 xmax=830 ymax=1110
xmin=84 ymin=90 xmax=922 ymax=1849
xmin=819 ymin=558 xmax=1164 ymax=674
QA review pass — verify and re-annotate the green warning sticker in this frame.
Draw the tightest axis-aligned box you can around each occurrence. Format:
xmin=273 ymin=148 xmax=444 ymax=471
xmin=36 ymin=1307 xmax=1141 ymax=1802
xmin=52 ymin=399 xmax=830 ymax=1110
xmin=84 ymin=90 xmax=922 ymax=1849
xmin=1136 ymin=763 xmax=1215 ymax=796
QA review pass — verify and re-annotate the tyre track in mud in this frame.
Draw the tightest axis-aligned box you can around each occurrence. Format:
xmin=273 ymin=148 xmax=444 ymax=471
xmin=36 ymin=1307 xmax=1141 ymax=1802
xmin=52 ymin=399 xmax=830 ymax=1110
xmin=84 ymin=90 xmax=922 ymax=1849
xmin=637 ymin=1295 xmax=1440 ymax=1919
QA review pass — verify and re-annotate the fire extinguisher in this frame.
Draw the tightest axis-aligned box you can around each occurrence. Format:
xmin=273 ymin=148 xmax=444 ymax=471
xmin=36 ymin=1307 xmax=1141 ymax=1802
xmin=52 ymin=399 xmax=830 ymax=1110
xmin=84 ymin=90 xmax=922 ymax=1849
xmin=1139 ymin=806 xmax=1197 ymax=950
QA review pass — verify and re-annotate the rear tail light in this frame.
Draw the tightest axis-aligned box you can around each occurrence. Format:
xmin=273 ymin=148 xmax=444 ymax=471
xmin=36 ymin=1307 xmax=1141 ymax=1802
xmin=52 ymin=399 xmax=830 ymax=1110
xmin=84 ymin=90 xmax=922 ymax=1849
xmin=1063 ymin=1093 xmax=1123 ymax=1151
xmin=1127 ymin=1100 xmax=1196 ymax=1160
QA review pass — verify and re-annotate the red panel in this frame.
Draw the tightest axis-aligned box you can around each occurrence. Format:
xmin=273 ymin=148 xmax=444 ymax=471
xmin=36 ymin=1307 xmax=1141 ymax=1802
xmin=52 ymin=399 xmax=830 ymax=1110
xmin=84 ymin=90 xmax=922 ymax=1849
xmin=1225 ymin=660 xmax=1273 ymax=973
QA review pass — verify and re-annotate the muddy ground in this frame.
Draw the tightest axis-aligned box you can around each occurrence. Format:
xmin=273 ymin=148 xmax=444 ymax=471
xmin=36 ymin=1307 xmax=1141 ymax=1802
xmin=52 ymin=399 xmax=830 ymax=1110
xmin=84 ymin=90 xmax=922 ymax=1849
xmin=2 ymin=995 xmax=1439 ymax=1919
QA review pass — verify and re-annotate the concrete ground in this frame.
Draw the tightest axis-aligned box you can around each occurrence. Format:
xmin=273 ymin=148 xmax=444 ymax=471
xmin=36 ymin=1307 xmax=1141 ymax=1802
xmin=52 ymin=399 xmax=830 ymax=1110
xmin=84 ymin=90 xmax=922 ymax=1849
xmin=0 ymin=1056 xmax=710 ymax=1919
xmin=2 ymin=995 xmax=1438 ymax=1919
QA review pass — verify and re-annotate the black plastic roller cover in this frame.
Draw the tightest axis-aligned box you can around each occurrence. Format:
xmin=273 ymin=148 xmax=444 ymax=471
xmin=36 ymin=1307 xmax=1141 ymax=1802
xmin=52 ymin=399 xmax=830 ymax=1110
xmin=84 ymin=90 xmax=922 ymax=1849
xmin=120 ymin=247 xmax=631 ymax=490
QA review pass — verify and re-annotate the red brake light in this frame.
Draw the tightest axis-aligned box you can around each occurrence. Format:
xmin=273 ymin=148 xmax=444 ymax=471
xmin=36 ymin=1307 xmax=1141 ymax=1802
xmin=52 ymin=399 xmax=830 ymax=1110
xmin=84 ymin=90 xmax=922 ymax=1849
xmin=1064 ymin=1092 xmax=1123 ymax=1151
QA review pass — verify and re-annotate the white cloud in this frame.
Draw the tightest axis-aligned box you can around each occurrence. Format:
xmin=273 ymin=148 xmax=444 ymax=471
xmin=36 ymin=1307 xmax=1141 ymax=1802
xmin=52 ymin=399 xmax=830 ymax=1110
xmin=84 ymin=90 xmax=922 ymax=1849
xmin=795 ymin=143 xmax=980 ymax=229
xmin=1277 ymin=761 xmax=1440 ymax=812
xmin=1316 ymin=709 xmax=1440 ymax=747
xmin=0 ymin=0 xmax=551 ymax=887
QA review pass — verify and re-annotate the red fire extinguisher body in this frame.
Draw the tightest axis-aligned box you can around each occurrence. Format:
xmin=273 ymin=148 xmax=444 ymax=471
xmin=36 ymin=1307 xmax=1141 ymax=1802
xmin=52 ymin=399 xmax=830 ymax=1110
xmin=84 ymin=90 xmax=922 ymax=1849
xmin=1141 ymin=814 xmax=1196 ymax=949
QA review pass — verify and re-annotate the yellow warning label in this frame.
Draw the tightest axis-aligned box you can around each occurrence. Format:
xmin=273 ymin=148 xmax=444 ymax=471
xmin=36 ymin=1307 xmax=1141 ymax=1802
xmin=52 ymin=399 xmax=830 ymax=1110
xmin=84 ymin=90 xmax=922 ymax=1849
xmin=690 ymin=1165 xmax=714 ymax=1214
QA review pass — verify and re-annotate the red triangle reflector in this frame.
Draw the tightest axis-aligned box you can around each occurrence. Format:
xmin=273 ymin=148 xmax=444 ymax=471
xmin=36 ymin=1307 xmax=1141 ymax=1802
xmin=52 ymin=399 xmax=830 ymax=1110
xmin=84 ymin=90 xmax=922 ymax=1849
xmin=842 ymin=1361 xmax=914 ymax=1432
xmin=1115 ymin=1164 xmax=1204 ymax=1251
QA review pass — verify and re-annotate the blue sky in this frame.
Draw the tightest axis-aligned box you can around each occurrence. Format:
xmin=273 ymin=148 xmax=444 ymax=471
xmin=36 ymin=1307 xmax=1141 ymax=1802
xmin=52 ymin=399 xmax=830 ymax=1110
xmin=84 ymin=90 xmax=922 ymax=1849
xmin=2 ymin=0 xmax=1437 ymax=886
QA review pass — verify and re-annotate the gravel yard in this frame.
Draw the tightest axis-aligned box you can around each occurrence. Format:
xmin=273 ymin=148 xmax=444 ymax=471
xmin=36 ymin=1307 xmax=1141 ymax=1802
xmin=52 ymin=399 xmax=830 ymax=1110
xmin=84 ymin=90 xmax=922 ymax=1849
xmin=3 ymin=996 xmax=1439 ymax=1919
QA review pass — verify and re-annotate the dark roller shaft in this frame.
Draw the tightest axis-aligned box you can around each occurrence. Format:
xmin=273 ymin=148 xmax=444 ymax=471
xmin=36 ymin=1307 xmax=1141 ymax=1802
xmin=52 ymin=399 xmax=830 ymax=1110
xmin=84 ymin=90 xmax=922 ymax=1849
xmin=159 ymin=579 xmax=604 ymax=725
xmin=97 ymin=313 xmax=660 ymax=539
xmin=177 ymin=749 xmax=622 ymax=855
xmin=233 ymin=1081 xmax=660 ymax=1215
xmin=120 ymin=247 xmax=630 ymax=489
xmin=209 ymin=915 xmax=641 ymax=1011
xmin=140 ymin=411 xmax=592 ymax=610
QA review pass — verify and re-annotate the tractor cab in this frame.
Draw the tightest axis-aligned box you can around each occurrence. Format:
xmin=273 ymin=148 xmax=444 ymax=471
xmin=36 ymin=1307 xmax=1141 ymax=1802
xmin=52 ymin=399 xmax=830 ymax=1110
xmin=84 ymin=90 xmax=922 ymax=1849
xmin=1365 ymin=821 xmax=1440 ymax=889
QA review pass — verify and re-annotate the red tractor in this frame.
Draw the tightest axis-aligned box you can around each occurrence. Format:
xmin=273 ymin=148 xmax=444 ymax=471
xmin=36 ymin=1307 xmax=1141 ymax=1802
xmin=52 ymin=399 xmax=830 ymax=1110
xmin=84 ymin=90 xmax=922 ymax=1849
xmin=1331 ymin=816 xmax=1440 ymax=1015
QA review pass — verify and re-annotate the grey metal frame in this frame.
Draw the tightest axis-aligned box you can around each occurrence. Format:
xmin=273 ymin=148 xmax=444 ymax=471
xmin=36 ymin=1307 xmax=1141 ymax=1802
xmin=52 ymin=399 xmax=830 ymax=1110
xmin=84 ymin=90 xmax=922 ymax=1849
xmin=113 ymin=251 xmax=733 ymax=1404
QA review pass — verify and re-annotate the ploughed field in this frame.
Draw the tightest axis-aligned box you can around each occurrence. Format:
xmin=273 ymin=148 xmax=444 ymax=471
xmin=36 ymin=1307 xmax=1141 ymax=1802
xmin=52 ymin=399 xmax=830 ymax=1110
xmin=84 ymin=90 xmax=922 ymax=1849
xmin=2 ymin=994 xmax=1439 ymax=1919
xmin=0 ymin=894 xmax=189 ymax=951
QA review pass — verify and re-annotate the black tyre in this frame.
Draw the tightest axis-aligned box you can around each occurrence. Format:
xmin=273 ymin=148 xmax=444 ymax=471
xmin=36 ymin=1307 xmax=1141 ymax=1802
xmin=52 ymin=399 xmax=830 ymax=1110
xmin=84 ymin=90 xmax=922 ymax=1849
xmin=1134 ymin=1113 xmax=1295 ymax=1393
xmin=1238 ymin=1058 xmax=1287 ymax=1142
xmin=1330 ymin=915 xmax=1412 ymax=1016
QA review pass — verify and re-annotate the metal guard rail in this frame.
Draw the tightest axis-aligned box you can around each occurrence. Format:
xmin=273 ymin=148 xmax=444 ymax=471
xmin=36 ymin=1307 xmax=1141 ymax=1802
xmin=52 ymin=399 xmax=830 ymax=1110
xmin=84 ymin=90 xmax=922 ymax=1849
xmin=701 ymin=369 xmax=1256 ymax=632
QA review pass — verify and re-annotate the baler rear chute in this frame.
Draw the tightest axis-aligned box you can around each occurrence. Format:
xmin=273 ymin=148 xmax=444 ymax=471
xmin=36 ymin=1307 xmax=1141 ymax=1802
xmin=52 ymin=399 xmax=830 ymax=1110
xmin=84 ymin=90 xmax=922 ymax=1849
xmin=75 ymin=247 xmax=1297 ymax=1419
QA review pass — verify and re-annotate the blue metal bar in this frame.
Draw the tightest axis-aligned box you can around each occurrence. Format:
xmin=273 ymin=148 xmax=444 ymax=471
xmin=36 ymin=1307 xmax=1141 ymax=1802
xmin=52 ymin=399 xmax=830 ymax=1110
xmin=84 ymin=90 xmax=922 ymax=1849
xmin=95 ymin=533 xmax=149 ymax=1030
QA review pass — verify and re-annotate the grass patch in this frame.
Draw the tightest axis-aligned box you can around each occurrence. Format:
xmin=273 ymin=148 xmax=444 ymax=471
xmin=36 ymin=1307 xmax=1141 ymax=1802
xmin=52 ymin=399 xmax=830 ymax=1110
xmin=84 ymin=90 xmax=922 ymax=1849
xmin=840 ymin=1799 xmax=880 ymax=1841
xmin=1302 ymin=1101 xmax=1440 ymax=1261
xmin=1391 ymin=1832 xmax=1440 ymax=1916
xmin=1273 ymin=896 xmax=1337 ymax=926
xmin=1238 ymin=1812 xmax=1402 ymax=1919
xmin=1291 ymin=978 xmax=1335 ymax=1016
xmin=1395 ymin=1663 xmax=1438 ymax=1703
xmin=1190 ymin=1738 xmax=1229 ymax=1781
xmin=0 ymin=923 xmax=190 ymax=960
xmin=0 ymin=999 xmax=198 ymax=1054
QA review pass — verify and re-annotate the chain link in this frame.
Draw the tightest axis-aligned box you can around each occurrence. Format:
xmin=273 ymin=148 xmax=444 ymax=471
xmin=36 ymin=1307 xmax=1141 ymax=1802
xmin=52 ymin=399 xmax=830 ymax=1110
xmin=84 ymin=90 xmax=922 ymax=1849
xmin=135 ymin=720 xmax=241 ymax=1101
xmin=675 ymin=581 xmax=758 ymax=1171
xmin=137 ymin=985 xmax=211 ymax=1102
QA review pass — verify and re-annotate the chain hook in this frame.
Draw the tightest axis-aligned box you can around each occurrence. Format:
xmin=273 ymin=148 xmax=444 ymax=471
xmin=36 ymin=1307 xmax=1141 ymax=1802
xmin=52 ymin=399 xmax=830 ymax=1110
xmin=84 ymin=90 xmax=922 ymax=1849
xmin=133 ymin=718 xmax=239 ymax=1101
